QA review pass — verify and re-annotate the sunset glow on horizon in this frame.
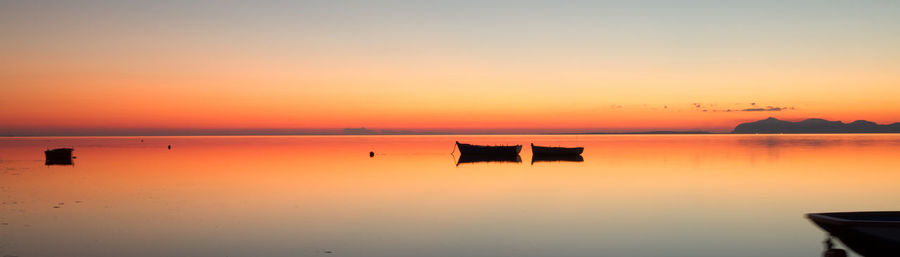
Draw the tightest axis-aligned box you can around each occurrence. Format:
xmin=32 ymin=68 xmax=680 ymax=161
xmin=3 ymin=1 xmax=900 ymax=135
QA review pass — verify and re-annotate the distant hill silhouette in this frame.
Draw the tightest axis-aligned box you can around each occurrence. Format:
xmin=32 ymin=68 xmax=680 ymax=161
xmin=343 ymin=127 xmax=378 ymax=135
xmin=732 ymin=117 xmax=900 ymax=134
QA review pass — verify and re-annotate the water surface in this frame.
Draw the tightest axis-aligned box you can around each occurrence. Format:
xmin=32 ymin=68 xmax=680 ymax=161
xmin=1 ymin=135 xmax=899 ymax=257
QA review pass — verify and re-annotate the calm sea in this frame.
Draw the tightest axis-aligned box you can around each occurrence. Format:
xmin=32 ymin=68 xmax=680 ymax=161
xmin=1 ymin=135 xmax=899 ymax=257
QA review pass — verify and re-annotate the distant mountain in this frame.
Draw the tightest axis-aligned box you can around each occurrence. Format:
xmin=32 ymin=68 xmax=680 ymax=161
xmin=732 ymin=117 xmax=900 ymax=133
xmin=343 ymin=127 xmax=378 ymax=135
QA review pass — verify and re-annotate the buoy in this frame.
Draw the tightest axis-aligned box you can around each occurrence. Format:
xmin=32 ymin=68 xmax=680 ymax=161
xmin=167 ymin=145 xmax=172 ymax=150
xmin=369 ymin=151 xmax=375 ymax=157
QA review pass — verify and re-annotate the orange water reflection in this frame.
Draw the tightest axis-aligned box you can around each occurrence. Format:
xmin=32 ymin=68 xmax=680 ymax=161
xmin=1 ymin=135 xmax=898 ymax=256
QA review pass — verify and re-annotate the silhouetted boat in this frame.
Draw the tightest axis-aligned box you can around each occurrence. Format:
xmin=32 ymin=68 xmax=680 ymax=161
xmin=45 ymin=148 xmax=74 ymax=165
xmin=531 ymin=154 xmax=584 ymax=164
xmin=456 ymin=155 xmax=521 ymax=165
xmin=531 ymin=143 xmax=583 ymax=156
xmin=45 ymin=148 xmax=73 ymax=159
xmin=456 ymin=141 xmax=521 ymax=155
xmin=808 ymin=211 xmax=900 ymax=257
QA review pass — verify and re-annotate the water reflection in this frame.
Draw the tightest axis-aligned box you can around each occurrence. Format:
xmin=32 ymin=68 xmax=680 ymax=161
xmin=1 ymin=135 xmax=899 ymax=257
xmin=44 ymin=158 xmax=74 ymax=166
xmin=456 ymin=154 xmax=522 ymax=165
xmin=820 ymin=238 xmax=848 ymax=257
xmin=531 ymin=155 xmax=584 ymax=164
xmin=737 ymin=135 xmax=900 ymax=148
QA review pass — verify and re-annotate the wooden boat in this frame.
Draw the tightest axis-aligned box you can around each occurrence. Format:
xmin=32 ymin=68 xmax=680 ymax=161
xmin=456 ymin=155 xmax=522 ymax=166
xmin=807 ymin=211 xmax=900 ymax=257
xmin=531 ymin=143 xmax=583 ymax=156
xmin=44 ymin=148 xmax=74 ymax=165
xmin=45 ymin=148 xmax=73 ymax=160
xmin=456 ymin=141 xmax=521 ymax=156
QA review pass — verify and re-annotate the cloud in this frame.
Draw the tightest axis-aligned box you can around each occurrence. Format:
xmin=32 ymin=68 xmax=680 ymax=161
xmin=739 ymin=106 xmax=795 ymax=112
xmin=632 ymin=103 xmax=796 ymax=113
xmin=742 ymin=107 xmax=779 ymax=112
xmin=691 ymin=104 xmax=796 ymax=113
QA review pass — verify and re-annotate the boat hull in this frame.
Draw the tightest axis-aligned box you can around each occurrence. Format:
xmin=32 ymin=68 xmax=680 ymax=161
xmin=44 ymin=148 xmax=73 ymax=158
xmin=807 ymin=212 xmax=900 ymax=257
xmin=44 ymin=148 xmax=74 ymax=166
xmin=531 ymin=144 xmax=584 ymax=156
xmin=456 ymin=142 xmax=521 ymax=156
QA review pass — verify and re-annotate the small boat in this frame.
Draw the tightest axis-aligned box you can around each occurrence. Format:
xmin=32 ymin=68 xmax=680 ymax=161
xmin=456 ymin=155 xmax=522 ymax=166
xmin=45 ymin=148 xmax=73 ymax=159
xmin=456 ymin=141 xmax=521 ymax=156
xmin=45 ymin=148 xmax=74 ymax=165
xmin=807 ymin=211 xmax=900 ymax=257
xmin=531 ymin=143 xmax=583 ymax=156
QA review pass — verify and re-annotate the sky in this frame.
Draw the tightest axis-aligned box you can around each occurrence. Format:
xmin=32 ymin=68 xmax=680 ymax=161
xmin=2 ymin=0 xmax=900 ymax=135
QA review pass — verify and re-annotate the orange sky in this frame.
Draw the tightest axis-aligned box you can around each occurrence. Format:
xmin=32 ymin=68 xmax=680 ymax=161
xmin=2 ymin=1 xmax=900 ymax=135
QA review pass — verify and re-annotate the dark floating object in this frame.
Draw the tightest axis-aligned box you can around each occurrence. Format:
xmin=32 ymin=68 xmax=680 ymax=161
xmin=455 ymin=141 xmax=521 ymax=156
xmin=456 ymin=155 xmax=521 ymax=166
xmin=45 ymin=148 xmax=73 ymax=159
xmin=369 ymin=151 xmax=375 ymax=157
xmin=531 ymin=154 xmax=584 ymax=164
xmin=808 ymin=211 xmax=900 ymax=257
xmin=44 ymin=148 xmax=74 ymax=166
xmin=531 ymin=143 xmax=584 ymax=156
xmin=167 ymin=145 xmax=172 ymax=150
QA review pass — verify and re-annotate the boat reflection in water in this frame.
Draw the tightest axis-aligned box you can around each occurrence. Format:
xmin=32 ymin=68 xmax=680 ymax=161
xmin=531 ymin=154 xmax=584 ymax=164
xmin=45 ymin=158 xmax=74 ymax=166
xmin=456 ymin=154 xmax=522 ymax=166
xmin=818 ymin=238 xmax=848 ymax=257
